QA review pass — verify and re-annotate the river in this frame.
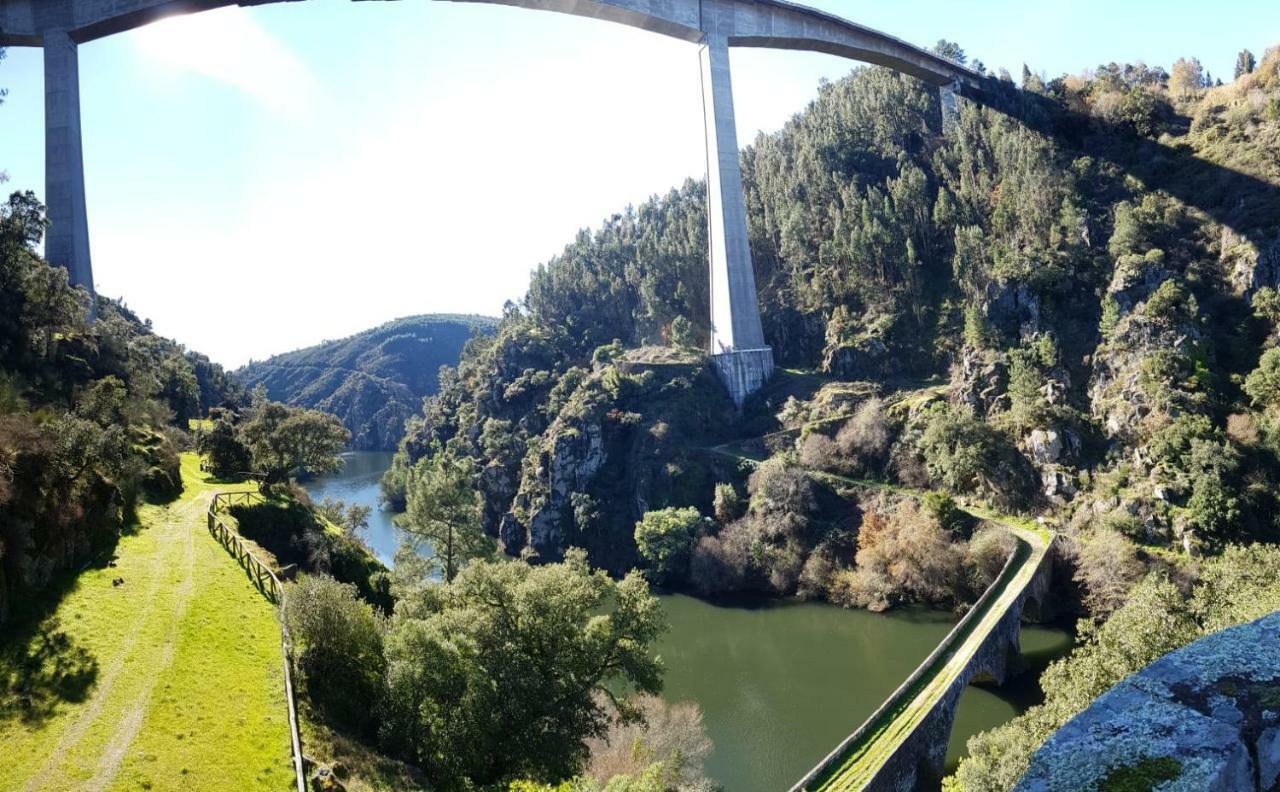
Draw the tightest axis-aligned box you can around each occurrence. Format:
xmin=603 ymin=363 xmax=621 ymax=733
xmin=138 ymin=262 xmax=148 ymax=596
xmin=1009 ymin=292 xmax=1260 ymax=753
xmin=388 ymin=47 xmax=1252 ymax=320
xmin=305 ymin=451 xmax=1072 ymax=792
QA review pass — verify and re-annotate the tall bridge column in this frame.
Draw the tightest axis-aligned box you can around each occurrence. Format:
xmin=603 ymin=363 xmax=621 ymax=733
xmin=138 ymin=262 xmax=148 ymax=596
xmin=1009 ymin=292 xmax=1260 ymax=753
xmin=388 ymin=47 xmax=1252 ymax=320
xmin=699 ymin=34 xmax=773 ymax=407
xmin=939 ymin=77 xmax=961 ymax=129
xmin=43 ymin=29 xmax=94 ymax=293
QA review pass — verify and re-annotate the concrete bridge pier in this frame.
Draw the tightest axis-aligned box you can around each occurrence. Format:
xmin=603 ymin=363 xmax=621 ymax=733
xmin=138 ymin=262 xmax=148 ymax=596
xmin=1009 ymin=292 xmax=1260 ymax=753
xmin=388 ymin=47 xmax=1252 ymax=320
xmin=939 ymin=78 xmax=961 ymax=129
xmin=699 ymin=34 xmax=773 ymax=407
xmin=42 ymin=29 xmax=94 ymax=294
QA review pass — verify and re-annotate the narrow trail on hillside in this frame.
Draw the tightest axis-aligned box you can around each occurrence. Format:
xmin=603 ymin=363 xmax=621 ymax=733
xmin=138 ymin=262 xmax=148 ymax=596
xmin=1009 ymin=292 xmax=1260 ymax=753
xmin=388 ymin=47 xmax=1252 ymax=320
xmin=21 ymin=493 xmax=207 ymax=792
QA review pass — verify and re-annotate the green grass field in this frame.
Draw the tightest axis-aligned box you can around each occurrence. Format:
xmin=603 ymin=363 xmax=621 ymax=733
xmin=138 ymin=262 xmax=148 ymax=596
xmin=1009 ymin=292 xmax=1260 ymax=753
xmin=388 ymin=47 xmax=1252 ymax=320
xmin=0 ymin=454 xmax=295 ymax=792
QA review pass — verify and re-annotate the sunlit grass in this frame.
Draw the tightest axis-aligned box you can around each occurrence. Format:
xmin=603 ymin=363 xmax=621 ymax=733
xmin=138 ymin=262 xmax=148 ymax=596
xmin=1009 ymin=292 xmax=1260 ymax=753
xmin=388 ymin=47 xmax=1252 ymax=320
xmin=0 ymin=454 xmax=294 ymax=791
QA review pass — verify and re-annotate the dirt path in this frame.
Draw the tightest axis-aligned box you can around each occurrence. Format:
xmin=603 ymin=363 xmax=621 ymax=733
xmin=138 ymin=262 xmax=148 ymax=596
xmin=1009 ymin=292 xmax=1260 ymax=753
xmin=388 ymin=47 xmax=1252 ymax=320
xmin=22 ymin=492 xmax=208 ymax=792
xmin=82 ymin=493 xmax=204 ymax=792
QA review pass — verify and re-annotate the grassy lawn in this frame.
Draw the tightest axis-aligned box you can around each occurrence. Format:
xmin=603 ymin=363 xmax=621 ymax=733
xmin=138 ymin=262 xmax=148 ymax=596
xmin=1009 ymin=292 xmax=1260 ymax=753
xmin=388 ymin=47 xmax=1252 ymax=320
xmin=0 ymin=454 xmax=294 ymax=792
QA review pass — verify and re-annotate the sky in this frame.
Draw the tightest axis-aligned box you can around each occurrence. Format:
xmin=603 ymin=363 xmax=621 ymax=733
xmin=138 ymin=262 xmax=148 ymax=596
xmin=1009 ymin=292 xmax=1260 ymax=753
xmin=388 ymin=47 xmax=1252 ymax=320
xmin=1 ymin=0 xmax=1277 ymax=368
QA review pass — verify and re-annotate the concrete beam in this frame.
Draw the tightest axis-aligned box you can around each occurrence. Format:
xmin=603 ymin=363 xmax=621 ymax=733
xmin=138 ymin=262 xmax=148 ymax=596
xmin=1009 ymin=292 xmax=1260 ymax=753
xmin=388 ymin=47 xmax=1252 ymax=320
xmin=43 ymin=29 xmax=94 ymax=292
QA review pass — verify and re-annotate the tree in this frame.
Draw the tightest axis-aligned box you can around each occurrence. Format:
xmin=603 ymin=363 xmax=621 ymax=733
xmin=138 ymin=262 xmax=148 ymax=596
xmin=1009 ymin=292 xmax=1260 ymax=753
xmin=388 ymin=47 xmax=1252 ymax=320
xmin=239 ymin=401 xmax=349 ymax=486
xmin=400 ymin=445 xmax=492 ymax=581
xmin=1245 ymin=347 xmax=1280 ymax=407
xmin=380 ymin=550 xmax=666 ymax=788
xmin=933 ymin=39 xmax=966 ymax=65
xmin=634 ymin=507 xmax=703 ymax=585
xmin=285 ymin=574 xmax=386 ymax=734
xmin=1235 ymin=49 xmax=1257 ymax=79
xmin=1168 ymin=57 xmax=1204 ymax=96
xmin=197 ymin=410 xmax=251 ymax=478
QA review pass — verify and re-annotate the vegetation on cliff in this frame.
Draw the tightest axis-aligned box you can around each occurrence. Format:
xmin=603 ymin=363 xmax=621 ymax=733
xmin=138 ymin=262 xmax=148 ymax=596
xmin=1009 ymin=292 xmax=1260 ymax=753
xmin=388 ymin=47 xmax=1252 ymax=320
xmin=237 ymin=314 xmax=495 ymax=451
xmin=0 ymin=190 xmax=245 ymax=625
xmin=382 ymin=41 xmax=1280 ymax=790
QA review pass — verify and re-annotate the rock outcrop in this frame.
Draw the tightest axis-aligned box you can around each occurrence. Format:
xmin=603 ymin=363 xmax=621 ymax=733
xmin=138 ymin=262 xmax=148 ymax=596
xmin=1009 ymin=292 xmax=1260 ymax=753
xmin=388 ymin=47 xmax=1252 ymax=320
xmin=1016 ymin=611 xmax=1280 ymax=792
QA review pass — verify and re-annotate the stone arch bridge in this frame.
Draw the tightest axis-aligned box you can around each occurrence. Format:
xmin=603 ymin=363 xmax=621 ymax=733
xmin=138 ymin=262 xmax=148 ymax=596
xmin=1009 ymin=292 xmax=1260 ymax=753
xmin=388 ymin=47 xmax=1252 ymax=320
xmin=1 ymin=0 xmax=978 ymax=404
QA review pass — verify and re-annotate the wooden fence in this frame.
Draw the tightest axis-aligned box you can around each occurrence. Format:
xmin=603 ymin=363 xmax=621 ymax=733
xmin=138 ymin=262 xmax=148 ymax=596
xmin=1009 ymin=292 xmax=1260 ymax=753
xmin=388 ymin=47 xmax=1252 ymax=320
xmin=207 ymin=491 xmax=307 ymax=792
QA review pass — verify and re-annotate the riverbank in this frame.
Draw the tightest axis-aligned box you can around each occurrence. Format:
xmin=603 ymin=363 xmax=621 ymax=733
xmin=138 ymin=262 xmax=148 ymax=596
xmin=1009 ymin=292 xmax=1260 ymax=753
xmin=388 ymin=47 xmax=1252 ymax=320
xmin=307 ymin=452 xmax=1072 ymax=792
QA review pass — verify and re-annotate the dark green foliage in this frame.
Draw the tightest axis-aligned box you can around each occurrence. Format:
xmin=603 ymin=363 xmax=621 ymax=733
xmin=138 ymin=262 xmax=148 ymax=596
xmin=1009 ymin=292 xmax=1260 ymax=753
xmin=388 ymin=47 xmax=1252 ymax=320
xmin=634 ymin=507 xmax=703 ymax=586
xmin=380 ymin=550 xmax=665 ymax=788
xmin=917 ymin=405 xmax=1036 ymax=510
xmin=285 ymin=574 xmax=386 ymax=735
xmin=196 ymin=409 xmax=251 ymax=478
xmin=239 ymin=401 xmax=350 ymax=486
xmin=237 ymin=315 xmax=494 ymax=450
xmin=229 ymin=500 xmax=392 ymax=612
xmin=0 ymin=191 xmax=239 ymax=624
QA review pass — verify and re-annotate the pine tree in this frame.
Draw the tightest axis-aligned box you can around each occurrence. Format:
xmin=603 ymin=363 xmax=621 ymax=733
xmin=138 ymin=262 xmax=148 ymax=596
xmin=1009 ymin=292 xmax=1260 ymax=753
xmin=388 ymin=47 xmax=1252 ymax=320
xmin=1235 ymin=49 xmax=1257 ymax=79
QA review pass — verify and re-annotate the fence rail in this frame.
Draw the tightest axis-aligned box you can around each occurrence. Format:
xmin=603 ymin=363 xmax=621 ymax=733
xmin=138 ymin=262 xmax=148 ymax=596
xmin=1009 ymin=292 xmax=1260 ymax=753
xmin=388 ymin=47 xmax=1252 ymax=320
xmin=206 ymin=490 xmax=307 ymax=792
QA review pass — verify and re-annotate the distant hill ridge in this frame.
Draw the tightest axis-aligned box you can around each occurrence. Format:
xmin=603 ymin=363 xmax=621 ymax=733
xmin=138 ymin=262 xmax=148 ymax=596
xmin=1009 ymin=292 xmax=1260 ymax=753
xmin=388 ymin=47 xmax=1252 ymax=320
xmin=237 ymin=314 xmax=496 ymax=450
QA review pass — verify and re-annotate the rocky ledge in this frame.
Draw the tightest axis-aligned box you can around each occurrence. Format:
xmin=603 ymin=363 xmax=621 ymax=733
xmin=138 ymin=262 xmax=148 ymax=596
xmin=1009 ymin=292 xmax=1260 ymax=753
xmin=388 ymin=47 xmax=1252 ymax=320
xmin=1016 ymin=611 xmax=1280 ymax=791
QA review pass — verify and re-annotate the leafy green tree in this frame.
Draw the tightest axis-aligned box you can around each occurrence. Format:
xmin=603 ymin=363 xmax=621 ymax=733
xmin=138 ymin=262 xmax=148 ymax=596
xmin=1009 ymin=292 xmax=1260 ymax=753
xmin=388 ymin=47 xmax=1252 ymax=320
xmin=634 ymin=507 xmax=703 ymax=585
xmin=400 ymin=445 xmax=492 ymax=581
xmin=1245 ymin=347 xmax=1280 ymax=407
xmin=712 ymin=482 xmax=743 ymax=525
xmin=197 ymin=411 xmax=251 ymax=478
xmin=933 ymin=39 xmax=966 ymax=65
xmin=240 ymin=402 xmax=349 ymax=486
xmin=381 ymin=550 xmax=666 ymax=787
xmin=285 ymin=574 xmax=386 ymax=734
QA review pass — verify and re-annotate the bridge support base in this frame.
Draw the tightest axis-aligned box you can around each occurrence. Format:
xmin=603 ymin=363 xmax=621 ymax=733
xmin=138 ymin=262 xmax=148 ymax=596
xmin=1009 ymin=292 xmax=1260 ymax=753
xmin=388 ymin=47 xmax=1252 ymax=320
xmin=43 ymin=29 xmax=94 ymax=293
xmin=711 ymin=347 xmax=774 ymax=408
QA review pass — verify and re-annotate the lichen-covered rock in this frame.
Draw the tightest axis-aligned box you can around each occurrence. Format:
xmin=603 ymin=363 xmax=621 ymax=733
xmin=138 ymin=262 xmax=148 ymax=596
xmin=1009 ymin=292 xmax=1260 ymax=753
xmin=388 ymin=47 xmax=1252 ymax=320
xmin=1015 ymin=611 xmax=1280 ymax=792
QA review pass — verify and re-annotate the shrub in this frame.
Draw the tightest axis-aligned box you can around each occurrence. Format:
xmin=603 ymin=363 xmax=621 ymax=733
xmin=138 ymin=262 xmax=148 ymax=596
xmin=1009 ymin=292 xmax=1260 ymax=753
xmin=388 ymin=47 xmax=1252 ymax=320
xmin=835 ymin=398 xmax=891 ymax=471
xmin=285 ymin=574 xmax=386 ymax=735
xmin=712 ymin=482 xmax=744 ymax=525
xmin=917 ymin=405 xmax=1036 ymax=510
xmin=798 ymin=431 xmax=839 ymax=471
xmin=584 ymin=694 xmax=714 ymax=792
xmin=839 ymin=503 xmax=966 ymax=611
xmin=634 ymin=507 xmax=703 ymax=586
xmin=965 ymin=526 xmax=1015 ymax=592
xmin=1073 ymin=530 xmax=1144 ymax=619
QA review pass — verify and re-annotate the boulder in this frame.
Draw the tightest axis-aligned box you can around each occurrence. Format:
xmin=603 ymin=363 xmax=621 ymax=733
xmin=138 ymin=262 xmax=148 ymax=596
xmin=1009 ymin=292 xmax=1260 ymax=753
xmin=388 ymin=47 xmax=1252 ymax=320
xmin=1016 ymin=612 xmax=1280 ymax=791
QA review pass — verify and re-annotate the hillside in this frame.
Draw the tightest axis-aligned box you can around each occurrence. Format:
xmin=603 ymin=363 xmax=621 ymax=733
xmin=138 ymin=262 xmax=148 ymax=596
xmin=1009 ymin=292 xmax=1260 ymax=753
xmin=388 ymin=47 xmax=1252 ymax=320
xmin=237 ymin=314 xmax=495 ymax=450
xmin=387 ymin=45 xmax=1280 ymax=789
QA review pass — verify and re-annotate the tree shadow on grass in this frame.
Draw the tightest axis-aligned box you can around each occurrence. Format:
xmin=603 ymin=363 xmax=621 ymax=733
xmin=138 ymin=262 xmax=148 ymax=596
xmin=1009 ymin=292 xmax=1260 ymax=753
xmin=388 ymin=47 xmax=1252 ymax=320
xmin=0 ymin=614 xmax=98 ymax=728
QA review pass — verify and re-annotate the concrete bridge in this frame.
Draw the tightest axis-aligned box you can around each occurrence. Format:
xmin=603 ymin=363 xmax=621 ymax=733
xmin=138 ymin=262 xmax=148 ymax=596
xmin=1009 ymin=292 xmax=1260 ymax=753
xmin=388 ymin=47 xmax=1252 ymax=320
xmin=0 ymin=0 xmax=978 ymax=404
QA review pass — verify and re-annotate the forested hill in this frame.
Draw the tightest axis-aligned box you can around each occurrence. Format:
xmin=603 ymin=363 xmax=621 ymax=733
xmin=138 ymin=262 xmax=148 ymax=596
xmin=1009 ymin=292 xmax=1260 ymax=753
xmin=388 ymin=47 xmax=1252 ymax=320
xmin=237 ymin=314 xmax=495 ymax=450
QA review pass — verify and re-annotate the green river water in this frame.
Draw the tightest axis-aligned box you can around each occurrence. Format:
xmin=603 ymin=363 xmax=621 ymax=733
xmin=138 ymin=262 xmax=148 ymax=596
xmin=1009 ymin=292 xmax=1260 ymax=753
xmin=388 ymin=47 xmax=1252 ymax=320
xmin=307 ymin=452 xmax=1072 ymax=792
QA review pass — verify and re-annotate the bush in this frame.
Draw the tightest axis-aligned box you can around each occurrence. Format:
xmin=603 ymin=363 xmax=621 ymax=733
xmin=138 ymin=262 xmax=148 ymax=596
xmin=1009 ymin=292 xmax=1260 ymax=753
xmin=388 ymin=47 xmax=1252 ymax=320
xmin=634 ymin=507 xmax=703 ymax=586
xmin=917 ymin=405 xmax=1036 ymax=510
xmin=1074 ymin=529 xmax=1144 ymax=620
xmin=712 ymin=482 xmax=744 ymax=525
xmin=584 ymin=694 xmax=714 ymax=792
xmin=965 ymin=526 xmax=1015 ymax=592
xmin=797 ymin=431 xmax=839 ymax=471
xmin=285 ymin=574 xmax=386 ymax=735
xmin=231 ymin=500 xmax=392 ymax=612
xmin=835 ymin=398 xmax=891 ymax=472
xmin=836 ymin=502 xmax=966 ymax=611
